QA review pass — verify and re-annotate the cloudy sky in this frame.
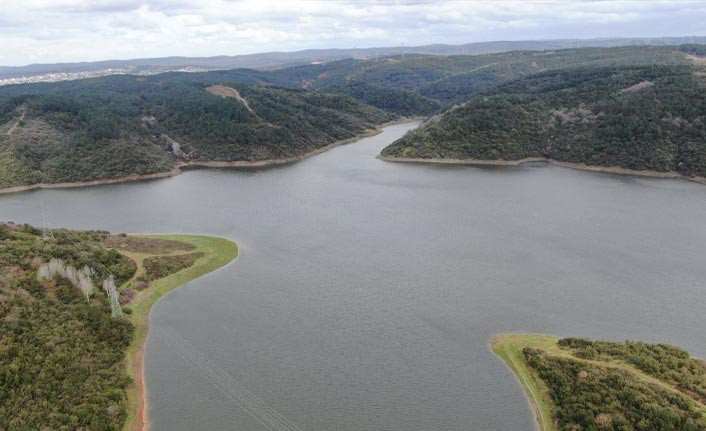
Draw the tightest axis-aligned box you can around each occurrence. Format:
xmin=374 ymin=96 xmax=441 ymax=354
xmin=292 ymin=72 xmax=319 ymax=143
xmin=1 ymin=0 xmax=705 ymax=66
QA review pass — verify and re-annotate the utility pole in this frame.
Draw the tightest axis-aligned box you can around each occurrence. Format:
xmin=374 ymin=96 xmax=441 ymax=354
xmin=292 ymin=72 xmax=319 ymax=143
xmin=40 ymin=202 xmax=54 ymax=240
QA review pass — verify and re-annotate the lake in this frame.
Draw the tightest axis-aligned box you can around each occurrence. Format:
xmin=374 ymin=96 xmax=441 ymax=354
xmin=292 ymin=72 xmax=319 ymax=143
xmin=2 ymin=121 xmax=706 ymax=431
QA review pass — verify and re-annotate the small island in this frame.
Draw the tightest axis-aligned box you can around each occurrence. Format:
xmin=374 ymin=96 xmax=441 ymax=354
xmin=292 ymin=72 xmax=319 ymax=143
xmin=492 ymin=334 xmax=706 ymax=431
xmin=0 ymin=223 xmax=237 ymax=431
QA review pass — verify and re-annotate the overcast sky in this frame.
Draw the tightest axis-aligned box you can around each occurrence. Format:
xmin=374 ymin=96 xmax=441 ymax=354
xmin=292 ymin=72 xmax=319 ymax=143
xmin=1 ymin=0 xmax=705 ymax=66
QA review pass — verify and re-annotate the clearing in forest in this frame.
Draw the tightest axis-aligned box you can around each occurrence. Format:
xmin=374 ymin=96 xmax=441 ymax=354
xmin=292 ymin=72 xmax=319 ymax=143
xmin=206 ymin=85 xmax=262 ymax=119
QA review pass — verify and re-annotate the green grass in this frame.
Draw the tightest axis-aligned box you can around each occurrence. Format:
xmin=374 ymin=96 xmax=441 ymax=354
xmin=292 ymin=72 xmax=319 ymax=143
xmin=118 ymin=234 xmax=238 ymax=431
xmin=491 ymin=334 xmax=557 ymax=431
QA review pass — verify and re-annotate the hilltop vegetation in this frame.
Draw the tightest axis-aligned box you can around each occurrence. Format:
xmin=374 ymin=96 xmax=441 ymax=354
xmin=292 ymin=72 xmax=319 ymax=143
xmin=0 ymin=45 xmax=698 ymax=189
xmin=492 ymin=334 xmax=706 ymax=431
xmin=0 ymin=77 xmax=392 ymax=189
xmin=268 ymin=45 xmax=686 ymax=105
xmin=0 ymin=222 xmax=237 ymax=431
xmin=382 ymin=62 xmax=706 ymax=178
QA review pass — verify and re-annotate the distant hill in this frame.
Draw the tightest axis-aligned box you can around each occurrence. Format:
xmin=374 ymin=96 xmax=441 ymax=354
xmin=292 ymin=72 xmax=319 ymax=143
xmin=270 ymin=46 xmax=688 ymax=108
xmin=2 ymin=36 xmax=705 ymax=82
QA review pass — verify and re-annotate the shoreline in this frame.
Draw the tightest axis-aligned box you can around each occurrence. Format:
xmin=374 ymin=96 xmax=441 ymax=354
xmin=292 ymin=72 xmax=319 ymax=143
xmin=490 ymin=333 xmax=706 ymax=431
xmin=377 ymin=155 xmax=706 ymax=185
xmin=118 ymin=234 xmax=238 ymax=431
xmin=491 ymin=334 xmax=557 ymax=431
xmin=0 ymin=118 xmax=419 ymax=195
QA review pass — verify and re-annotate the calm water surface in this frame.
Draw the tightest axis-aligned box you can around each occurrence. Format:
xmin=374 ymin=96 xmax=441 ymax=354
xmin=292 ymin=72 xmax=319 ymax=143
xmin=2 ymin=122 xmax=706 ymax=431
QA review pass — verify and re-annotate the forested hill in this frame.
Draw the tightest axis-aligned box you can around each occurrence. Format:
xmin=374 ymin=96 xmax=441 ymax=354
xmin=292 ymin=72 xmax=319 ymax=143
xmin=0 ymin=45 xmax=699 ymax=189
xmin=272 ymin=45 xmax=687 ymax=107
xmin=382 ymin=60 xmax=706 ymax=178
xmin=211 ymin=45 xmax=685 ymax=115
xmin=0 ymin=77 xmax=393 ymax=189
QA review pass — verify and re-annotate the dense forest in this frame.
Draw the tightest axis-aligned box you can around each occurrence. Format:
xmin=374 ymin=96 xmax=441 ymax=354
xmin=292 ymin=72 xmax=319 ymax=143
xmin=259 ymin=45 xmax=687 ymax=106
xmin=559 ymin=338 xmax=706 ymax=403
xmin=0 ymin=44 xmax=699 ymax=188
xmin=0 ymin=223 xmax=136 ymax=430
xmin=0 ymin=77 xmax=392 ymax=188
xmin=0 ymin=222 xmax=211 ymax=430
xmin=524 ymin=342 xmax=706 ymax=431
xmin=382 ymin=61 xmax=706 ymax=178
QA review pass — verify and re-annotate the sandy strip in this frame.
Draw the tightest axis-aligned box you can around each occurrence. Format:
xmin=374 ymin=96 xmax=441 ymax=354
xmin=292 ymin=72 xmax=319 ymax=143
xmin=134 ymin=340 xmax=148 ymax=431
xmin=0 ymin=168 xmax=184 ymax=195
xmin=377 ymin=155 xmax=706 ymax=185
xmin=0 ymin=119 xmax=419 ymax=195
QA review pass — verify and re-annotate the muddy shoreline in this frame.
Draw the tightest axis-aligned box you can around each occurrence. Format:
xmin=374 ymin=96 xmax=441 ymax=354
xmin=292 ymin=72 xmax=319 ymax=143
xmin=0 ymin=119 xmax=419 ymax=195
xmin=377 ymin=155 xmax=706 ymax=185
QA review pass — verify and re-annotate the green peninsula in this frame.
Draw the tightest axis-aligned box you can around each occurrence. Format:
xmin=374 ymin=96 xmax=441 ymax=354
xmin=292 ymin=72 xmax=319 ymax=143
xmin=492 ymin=334 xmax=706 ymax=431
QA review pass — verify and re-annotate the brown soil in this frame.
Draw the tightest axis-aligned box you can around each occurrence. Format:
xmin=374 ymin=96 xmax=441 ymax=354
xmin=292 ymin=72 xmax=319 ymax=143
xmin=619 ymin=81 xmax=654 ymax=94
xmin=132 ymin=341 xmax=148 ymax=431
xmin=686 ymin=54 xmax=706 ymax=66
xmin=0 ymin=167 xmax=183 ymax=195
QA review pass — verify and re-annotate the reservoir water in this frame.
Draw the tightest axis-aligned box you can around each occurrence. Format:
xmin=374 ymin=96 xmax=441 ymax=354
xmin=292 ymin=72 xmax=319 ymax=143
xmin=2 ymin=122 xmax=706 ymax=431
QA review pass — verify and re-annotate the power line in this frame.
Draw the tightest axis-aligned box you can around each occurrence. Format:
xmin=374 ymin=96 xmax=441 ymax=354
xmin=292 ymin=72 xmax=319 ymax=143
xmin=152 ymin=323 xmax=304 ymax=431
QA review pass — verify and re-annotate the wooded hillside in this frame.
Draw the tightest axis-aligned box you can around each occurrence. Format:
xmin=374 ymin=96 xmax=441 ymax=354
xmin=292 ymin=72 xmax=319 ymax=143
xmin=0 ymin=45 xmax=699 ymax=189
xmin=382 ymin=62 xmax=706 ymax=177
xmin=0 ymin=78 xmax=392 ymax=188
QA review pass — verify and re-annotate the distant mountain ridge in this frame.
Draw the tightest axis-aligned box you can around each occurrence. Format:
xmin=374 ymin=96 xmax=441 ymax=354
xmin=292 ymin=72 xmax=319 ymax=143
xmin=2 ymin=36 xmax=705 ymax=81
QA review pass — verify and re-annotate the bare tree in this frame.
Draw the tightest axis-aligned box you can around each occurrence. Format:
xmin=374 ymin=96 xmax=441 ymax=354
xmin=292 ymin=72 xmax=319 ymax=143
xmin=65 ymin=265 xmax=79 ymax=287
xmin=77 ymin=266 xmax=95 ymax=302
xmin=37 ymin=262 xmax=51 ymax=280
xmin=102 ymin=276 xmax=122 ymax=318
xmin=37 ymin=258 xmax=67 ymax=280
xmin=37 ymin=259 xmax=96 ymax=302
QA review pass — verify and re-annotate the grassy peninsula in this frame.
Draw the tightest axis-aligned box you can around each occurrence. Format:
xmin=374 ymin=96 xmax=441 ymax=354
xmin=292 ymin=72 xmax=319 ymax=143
xmin=0 ymin=223 xmax=237 ymax=431
xmin=492 ymin=334 xmax=706 ymax=431
xmin=115 ymin=234 xmax=237 ymax=431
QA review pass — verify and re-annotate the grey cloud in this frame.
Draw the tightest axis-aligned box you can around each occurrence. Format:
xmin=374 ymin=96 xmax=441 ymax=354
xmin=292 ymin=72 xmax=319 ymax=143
xmin=1 ymin=0 xmax=705 ymax=66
